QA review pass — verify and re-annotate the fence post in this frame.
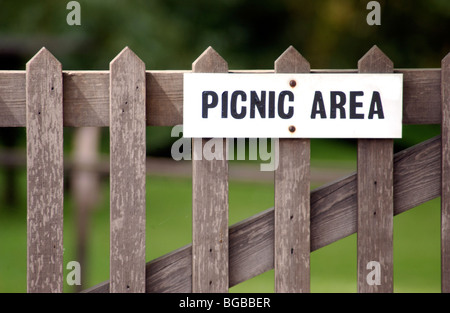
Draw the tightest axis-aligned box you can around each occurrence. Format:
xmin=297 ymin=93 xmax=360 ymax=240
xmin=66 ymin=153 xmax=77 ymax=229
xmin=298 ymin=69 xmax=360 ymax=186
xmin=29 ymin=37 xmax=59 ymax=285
xmin=191 ymin=47 xmax=229 ymax=293
xmin=441 ymin=52 xmax=450 ymax=293
xmin=26 ymin=48 xmax=64 ymax=293
xmin=357 ymin=45 xmax=394 ymax=293
xmin=274 ymin=46 xmax=311 ymax=293
xmin=109 ymin=47 xmax=147 ymax=293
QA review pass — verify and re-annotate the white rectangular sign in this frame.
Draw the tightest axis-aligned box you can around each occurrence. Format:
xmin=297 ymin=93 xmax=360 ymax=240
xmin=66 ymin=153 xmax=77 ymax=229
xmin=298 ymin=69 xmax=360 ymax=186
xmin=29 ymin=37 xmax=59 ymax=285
xmin=183 ymin=73 xmax=403 ymax=138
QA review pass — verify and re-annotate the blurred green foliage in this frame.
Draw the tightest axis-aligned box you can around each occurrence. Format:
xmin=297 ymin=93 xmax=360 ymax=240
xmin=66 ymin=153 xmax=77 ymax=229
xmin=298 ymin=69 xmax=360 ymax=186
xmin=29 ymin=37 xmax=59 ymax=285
xmin=1 ymin=0 xmax=449 ymax=70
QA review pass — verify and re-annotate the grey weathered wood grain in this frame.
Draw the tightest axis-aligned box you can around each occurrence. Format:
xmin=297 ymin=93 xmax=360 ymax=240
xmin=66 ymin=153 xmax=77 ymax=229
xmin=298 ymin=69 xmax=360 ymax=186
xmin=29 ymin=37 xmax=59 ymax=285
xmin=85 ymin=134 xmax=441 ymax=293
xmin=63 ymin=71 xmax=110 ymax=127
xmin=0 ymin=71 xmax=26 ymax=127
xmin=402 ymin=69 xmax=441 ymax=125
xmin=357 ymin=46 xmax=394 ymax=293
xmin=442 ymin=53 xmax=450 ymax=293
xmin=0 ymin=69 xmax=442 ymax=127
xmin=109 ymin=47 xmax=146 ymax=293
xmin=26 ymin=48 xmax=64 ymax=293
xmin=274 ymin=46 xmax=310 ymax=293
xmin=146 ymin=71 xmax=185 ymax=126
xmin=191 ymin=47 xmax=229 ymax=293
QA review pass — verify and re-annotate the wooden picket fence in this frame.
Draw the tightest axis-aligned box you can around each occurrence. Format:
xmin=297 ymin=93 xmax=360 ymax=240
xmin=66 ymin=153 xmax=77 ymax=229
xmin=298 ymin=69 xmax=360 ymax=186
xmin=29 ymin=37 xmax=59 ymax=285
xmin=1 ymin=44 xmax=449 ymax=293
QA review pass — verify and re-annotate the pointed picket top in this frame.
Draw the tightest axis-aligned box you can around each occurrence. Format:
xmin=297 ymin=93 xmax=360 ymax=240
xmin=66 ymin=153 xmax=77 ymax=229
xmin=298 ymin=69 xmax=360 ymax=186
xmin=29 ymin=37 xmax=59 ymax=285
xmin=442 ymin=51 xmax=450 ymax=127
xmin=110 ymin=46 xmax=145 ymax=70
xmin=443 ymin=52 xmax=450 ymax=93
xmin=275 ymin=45 xmax=310 ymax=73
xmin=26 ymin=47 xmax=61 ymax=70
xmin=358 ymin=45 xmax=393 ymax=73
xmin=192 ymin=46 xmax=228 ymax=73
xmin=443 ymin=52 xmax=450 ymax=69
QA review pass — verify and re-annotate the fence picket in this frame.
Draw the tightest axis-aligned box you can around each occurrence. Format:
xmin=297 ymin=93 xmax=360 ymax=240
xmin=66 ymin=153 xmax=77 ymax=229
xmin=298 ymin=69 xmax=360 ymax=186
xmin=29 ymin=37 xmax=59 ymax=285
xmin=441 ymin=53 xmax=450 ymax=293
xmin=109 ymin=47 xmax=147 ymax=293
xmin=357 ymin=46 xmax=394 ymax=293
xmin=191 ymin=47 xmax=229 ymax=293
xmin=274 ymin=46 xmax=311 ymax=293
xmin=26 ymin=48 xmax=64 ymax=293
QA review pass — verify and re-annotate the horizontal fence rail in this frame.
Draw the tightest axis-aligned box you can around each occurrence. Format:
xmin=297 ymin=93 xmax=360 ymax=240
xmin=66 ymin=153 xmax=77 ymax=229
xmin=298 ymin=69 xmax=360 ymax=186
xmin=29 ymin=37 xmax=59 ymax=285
xmin=1 ymin=45 xmax=449 ymax=293
xmin=0 ymin=69 xmax=442 ymax=127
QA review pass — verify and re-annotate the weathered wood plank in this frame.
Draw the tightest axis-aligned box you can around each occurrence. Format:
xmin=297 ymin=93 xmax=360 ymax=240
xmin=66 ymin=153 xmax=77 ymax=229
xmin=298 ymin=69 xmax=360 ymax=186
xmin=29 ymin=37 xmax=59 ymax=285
xmin=147 ymin=71 xmax=185 ymax=126
xmin=26 ymin=48 xmax=64 ymax=293
xmin=274 ymin=46 xmax=310 ymax=293
xmin=0 ymin=71 xmax=26 ymax=126
xmin=63 ymin=71 xmax=110 ymax=127
xmin=85 ymin=134 xmax=441 ymax=293
xmin=402 ymin=69 xmax=441 ymax=125
xmin=109 ymin=47 xmax=147 ymax=293
xmin=357 ymin=46 xmax=394 ymax=293
xmin=0 ymin=69 xmax=442 ymax=127
xmin=442 ymin=53 xmax=450 ymax=293
xmin=191 ymin=47 xmax=229 ymax=293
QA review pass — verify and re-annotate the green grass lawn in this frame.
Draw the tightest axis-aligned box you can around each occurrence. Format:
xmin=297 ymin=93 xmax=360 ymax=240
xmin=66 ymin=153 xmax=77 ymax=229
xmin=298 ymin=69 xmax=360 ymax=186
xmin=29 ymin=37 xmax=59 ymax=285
xmin=0 ymin=169 xmax=442 ymax=293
